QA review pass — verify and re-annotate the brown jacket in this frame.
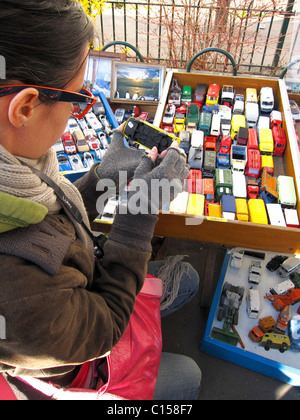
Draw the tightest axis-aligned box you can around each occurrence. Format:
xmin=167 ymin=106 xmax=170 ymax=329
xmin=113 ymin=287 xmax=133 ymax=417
xmin=0 ymin=165 xmax=157 ymax=380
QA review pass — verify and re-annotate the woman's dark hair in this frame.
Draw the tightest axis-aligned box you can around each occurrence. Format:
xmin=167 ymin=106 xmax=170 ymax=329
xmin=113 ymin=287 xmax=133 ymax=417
xmin=0 ymin=0 xmax=95 ymax=88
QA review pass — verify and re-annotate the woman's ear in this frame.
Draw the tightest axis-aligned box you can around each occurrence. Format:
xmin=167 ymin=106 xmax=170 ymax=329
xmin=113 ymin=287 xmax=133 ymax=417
xmin=7 ymin=88 xmax=40 ymax=128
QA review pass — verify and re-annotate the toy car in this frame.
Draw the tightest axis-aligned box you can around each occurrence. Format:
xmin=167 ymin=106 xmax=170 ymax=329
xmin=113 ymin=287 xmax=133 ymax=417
xmin=219 ymin=135 xmax=232 ymax=154
xmin=87 ymin=136 xmax=100 ymax=151
xmin=62 ymin=133 xmax=77 ymax=154
xmin=82 ymin=152 xmax=94 ymax=169
xmin=57 ymin=154 xmax=72 ymax=172
xmin=53 ymin=138 xmax=65 ymax=154
xmin=260 ymin=333 xmax=291 ymax=353
xmin=230 ymin=251 xmax=243 ymax=269
xmin=69 ymin=154 xmax=84 ymax=171
xmin=162 ymin=104 xmax=176 ymax=126
xmin=289 ymin=100 xmax=300 ymax=121
xmin=114 ymin=108 xmax=126 ymax=125
xmin=85 ymin=112 xmax=103 ymax=131
xmin=123 ymin=117 xmax=180 ymax=154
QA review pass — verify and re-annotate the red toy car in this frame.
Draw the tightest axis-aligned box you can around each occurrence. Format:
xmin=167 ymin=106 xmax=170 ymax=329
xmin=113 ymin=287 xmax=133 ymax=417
xmin=219 ymin=135 xmax=232 ymax=154
xmin=62 ymin=132 xmax=77 ymax=154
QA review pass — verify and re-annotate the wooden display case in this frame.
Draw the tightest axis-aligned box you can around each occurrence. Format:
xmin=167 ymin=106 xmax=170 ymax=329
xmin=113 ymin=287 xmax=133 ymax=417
xmin=151 ymin=70 xmax=300 ymax=254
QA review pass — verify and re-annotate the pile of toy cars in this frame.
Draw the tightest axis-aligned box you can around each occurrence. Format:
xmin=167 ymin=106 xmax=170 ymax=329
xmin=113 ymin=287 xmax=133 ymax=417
xmin=53 ymin=98 xmax=112 ymax=175
xmin=159 ymin=80 xmax=299 ymax=228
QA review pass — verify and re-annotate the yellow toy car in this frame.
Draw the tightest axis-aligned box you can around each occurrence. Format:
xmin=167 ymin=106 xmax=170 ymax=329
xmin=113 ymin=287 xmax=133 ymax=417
xmin=260 ymin=333 xmax=291 ymax=353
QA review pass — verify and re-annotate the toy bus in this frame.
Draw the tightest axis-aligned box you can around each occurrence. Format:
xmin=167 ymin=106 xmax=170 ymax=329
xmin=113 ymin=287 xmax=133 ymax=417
xmin=248 ymin=128 xmax=259 ymax=150
xmin=245 ymin=149 xmax=261 ymax=178
xmin=248 ymin=199 xmax=268 ymax=224
xmin=277 ymin=175 xmax=297 ymax=208
xmin=258 ymin=128 xmax=274 ymax=154
xmin=272 ymin=126 xmax=286 ymax=156
xmin=205 ymin=84 xmax=220 ymax=106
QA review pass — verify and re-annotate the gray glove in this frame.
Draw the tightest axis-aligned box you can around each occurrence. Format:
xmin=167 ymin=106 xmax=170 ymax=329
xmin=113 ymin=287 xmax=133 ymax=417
xmin=125 ymin=147 xmax=190 ymax=215
xmin=96 ymin=129 xmax=145 ymax=190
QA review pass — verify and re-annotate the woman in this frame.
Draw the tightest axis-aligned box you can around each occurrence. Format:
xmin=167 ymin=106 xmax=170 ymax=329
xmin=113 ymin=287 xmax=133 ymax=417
xmin=0 ymin=0 xmax=201 ymax=400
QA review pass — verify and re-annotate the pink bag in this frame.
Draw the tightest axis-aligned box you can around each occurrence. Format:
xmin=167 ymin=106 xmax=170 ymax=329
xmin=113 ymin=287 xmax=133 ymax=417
xmin=0 ymin=275 xmax=162 ymax=400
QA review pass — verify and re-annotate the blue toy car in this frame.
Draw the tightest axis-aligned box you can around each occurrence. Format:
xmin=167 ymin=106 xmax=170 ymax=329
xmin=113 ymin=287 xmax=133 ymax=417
xmin=57 ymin=154 xmax=72 ymax=172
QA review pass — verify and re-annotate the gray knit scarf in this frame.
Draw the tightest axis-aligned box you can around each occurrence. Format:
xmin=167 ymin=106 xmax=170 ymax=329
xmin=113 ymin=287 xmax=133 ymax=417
xmin=0 ymin=145 xmax=94 ymax=261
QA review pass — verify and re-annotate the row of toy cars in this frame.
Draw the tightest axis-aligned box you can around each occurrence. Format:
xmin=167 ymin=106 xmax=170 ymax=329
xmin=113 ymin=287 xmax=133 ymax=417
xmin=53 ymin=103 xmax=113 ymax=174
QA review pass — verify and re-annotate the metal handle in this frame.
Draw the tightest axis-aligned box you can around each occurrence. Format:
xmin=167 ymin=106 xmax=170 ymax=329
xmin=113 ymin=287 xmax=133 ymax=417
xmin=101 ymin=41 xmax=144 ymax=62
xmin=280 ymin=57 xmax=300 ymax=79
xmin=187 ymin=47 xmax=237 ymax=76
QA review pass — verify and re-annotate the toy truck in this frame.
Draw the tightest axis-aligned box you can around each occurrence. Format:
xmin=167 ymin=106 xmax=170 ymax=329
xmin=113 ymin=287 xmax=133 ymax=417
xmin=221 ymin=85 xmax=234 ymax=107
xmin=261 ymin=154 xmax=274 ymax=175
xmin=248 ymin=260 xmax=262 ymax=285
xmin=219 ymin=105 xmax=232 ymax=136
xmin=202 ymin=150 xmax=216 ymax=178
xmin=270 ymin=110 xmax=282 ymax=128
xmin=259 ymin=316 xmax=276 ymax=333
xmin=194 ymin=83 xmax=207 ymax=108
xmin=275 ymin=305 xmax=292 ymax=334
xmin=247 ymin=179 xmax=259 ymax=199
xmin=186 ymin=103 xmax=200 ymax=126
xmin=188 ymin=130 xmax=204 ymax=169
xmin=206 ymin=83 xmax=220 ymax=106
xmin=277 ymin=257 xmax=300 ymax=279
xmin=181 ymin=85 xmax=192 ymax=104
xmin=231 ymin=114 xmax=246 ymax=139
xmin=168 ymin=78 xmax=182 ymax=106
xmin=260 ymin=169 xmax=278 ymax=204
xmin=217 ymin=282 xmax=245 ymax=325
xmin=215 ymin=168 xmax=233 ymax=200
xmin=233 ymin=87 xmax=245 ymax=115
